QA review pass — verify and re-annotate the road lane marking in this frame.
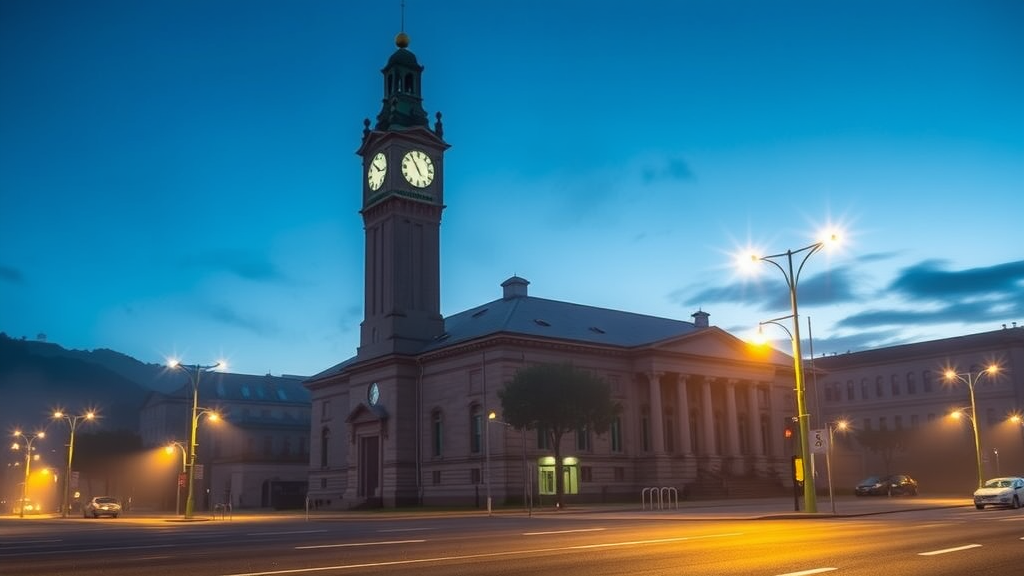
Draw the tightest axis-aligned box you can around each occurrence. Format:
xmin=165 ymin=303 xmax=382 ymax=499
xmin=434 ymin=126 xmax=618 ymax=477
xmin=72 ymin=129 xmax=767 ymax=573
xmin=224 ymin=532 xmax=744 ymax=576
xmin=295 ymin=539 xmax=426 ymax=549
xmin=377 ymin=527 xmax=437 ymax=533
xmin=918 ymin=544 xmax=982 ymax=556
xmin=776 ymin=569 xmax=836 ymax=576
xmin=247 ymin=530 xmax=329 ymax=536
xmin=523 ymin=528 xmax=606 ymax=536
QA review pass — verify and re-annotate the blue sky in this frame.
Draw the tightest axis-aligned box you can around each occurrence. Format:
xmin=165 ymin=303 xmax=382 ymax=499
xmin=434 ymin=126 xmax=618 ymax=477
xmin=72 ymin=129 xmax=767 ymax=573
xmin=1 ymin=0 xmax=1022 ymax=377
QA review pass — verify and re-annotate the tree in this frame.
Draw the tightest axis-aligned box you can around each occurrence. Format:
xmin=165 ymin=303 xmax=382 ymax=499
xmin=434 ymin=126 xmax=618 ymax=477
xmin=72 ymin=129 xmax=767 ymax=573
xmin=497 ymin=363 xmax=621 ymax=509
xmin=853 ymin=428 xmax=911 ymax=475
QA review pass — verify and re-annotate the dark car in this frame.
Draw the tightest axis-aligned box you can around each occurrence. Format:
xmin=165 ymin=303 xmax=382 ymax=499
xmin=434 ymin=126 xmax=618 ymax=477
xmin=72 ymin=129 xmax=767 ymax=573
xmin=854 ymin=474 xmax=918 ymax=496
xmin=83 ymin=496 xmax=122 ymax=518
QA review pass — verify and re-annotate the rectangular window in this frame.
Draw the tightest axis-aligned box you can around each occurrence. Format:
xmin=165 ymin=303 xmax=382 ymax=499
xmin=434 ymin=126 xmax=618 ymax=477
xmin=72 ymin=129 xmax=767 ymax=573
xmin=613 ymin=467 xmax=625 ymax=482
xmin=321 ymin=400 xmax=331 ymax=420
xmin=537 ymin=426 xmax=550 ymax=450
xmin=471 ymin=467 xmax=481 ymax=485
xmin=894 ymin=415 xmax=903 ymax=430
xmin=470 ymin=411 xmax=482 ymax=454
xmin=432 ymin=470 xmax=441 ymax=485
xmin=910 ymin=414 xmax=919 ymax=428
xmin=610 ymin=417 xmax=623 ymax=453
xmin=432 ymin=412 xmax=443 ymax=457
xmin=576 ymin=426 xmax=590 ymax=451
xmin=581 ymin=466 xmax=592 ymax=483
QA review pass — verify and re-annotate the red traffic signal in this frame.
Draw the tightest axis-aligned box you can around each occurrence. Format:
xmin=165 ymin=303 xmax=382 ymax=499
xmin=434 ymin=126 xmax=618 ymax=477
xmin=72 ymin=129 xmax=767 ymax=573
xmin=783 ymin=425 xmax=794 ymax=439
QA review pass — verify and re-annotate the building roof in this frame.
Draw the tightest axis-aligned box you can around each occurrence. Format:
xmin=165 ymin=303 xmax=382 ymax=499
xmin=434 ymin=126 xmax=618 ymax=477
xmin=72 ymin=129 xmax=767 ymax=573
xmin=160 ymin=372 xmax=311 ymax=405
xmin=308 ymin=276 xmax=702 ymax=382
xmin=813 ymin=326 xmax=1024 ymax=369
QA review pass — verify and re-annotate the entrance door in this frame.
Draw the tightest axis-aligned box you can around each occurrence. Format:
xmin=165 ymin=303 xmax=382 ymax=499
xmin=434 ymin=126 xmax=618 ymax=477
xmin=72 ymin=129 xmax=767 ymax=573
xmin=358 ymin=435 xmax=380 ymax=498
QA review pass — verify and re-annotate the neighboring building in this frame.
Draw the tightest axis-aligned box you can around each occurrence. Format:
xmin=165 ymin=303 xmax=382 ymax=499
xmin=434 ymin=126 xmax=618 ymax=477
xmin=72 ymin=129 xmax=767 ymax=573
xmin=139 ymin=372 xmax=311 ymax=510
xmin=304 ymin=32 xmax=802 ymax=509
xmin=813 ymin=327 xmax=1024 ymax=493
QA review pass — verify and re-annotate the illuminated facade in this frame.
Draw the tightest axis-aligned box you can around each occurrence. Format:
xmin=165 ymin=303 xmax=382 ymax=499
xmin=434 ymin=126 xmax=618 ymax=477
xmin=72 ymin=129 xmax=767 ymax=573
xmin=304 ymin=33 xmax=801 ymax=508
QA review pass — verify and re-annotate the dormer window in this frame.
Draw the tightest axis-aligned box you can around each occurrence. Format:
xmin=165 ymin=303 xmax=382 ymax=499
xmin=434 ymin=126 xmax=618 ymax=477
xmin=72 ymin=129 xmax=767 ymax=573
xmin=533 ymin=319 xmax=550 ymax=327
xmin=588 ymin=326 xmax=606 ymax=334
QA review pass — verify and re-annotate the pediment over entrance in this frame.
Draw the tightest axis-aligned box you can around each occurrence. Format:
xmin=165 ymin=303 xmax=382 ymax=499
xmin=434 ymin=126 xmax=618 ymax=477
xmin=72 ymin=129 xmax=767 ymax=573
xmin=646 ymin=327 xmax=790 ymax=364
xmin=346 ymin=403 xmax=389 ymax=442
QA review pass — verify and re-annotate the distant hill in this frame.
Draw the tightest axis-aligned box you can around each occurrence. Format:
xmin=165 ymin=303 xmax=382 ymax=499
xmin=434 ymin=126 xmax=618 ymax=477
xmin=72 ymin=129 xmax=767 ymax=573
xmin=0 ymin=334 xmax=167 ymax=432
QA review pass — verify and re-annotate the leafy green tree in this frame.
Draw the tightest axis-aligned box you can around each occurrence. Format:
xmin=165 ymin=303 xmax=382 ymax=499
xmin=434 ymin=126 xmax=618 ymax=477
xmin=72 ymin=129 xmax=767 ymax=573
xmin=497 ymin=363 xmax=621 ymax=509
xmin=853 ymin=428 xmax=911 ymax=475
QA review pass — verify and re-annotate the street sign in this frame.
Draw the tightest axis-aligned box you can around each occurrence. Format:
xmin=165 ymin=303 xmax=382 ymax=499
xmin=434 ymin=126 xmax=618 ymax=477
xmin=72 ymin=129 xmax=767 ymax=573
xmin=811 ymin=428 xmax=829 ymax=454
xmin=195 ymin=464 xmax=204 ymax=480
xmin=70 ymin=470 xmax=80 ymax=488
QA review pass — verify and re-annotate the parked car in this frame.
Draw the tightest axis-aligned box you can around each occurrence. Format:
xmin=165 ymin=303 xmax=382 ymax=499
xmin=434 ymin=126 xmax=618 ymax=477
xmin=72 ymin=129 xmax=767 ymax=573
xmin=12 ymin=497 xmax=42 ymax=515
xmin=854 ymin=474 xmax=918 ymax=496
xmin=974 ymin=477 xmax=1024 ymax=509
xmin=83 ymin=496 xmax=122 ymax=518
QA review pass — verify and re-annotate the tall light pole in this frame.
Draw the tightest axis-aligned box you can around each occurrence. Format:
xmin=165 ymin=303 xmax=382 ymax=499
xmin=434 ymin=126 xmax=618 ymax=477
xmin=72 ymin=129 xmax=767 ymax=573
xmin=745 ymin=233 xmax=837 ymax=514
xmin=12 ymin=430 xmax=45 ymax=518
xmin=826 ymin=420 xmax=849 ymax=515
xmin=489 ymin=412 xmax=530 ymax=515
xmin=944 ymin=364 xmax=999 ymax=489
xmin=52 ymin=409 xmax=96 ymax=518
xmin=168 ymin=359 xmax=224 ymax=519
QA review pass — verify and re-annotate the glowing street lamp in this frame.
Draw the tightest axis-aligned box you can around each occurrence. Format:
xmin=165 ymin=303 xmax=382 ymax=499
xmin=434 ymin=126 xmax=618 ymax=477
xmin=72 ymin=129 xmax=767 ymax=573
xmin=52 ymin=409 xmax=97 ymax=518
xmin=167 ymin=358 xmax=225 ymax=519
xmin=944 ymin=364 xmax=999 ymax=489
xmin=11 ymin=429 xmax=45 ymax=518
xmin=165 ymin=441 xmax=187 ymax=516
xmin=742 ymin=232 xmax=839 ymax=513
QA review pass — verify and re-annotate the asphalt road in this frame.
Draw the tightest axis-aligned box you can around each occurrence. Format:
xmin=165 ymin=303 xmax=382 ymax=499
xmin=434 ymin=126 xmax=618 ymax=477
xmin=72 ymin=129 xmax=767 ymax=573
xmin=1 ymin=499 xmax=1022 ymax=576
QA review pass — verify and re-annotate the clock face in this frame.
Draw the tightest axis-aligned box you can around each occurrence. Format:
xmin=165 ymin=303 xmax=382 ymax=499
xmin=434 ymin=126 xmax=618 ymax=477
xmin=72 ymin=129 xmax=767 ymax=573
xmin=401 ymin=149 xmax=435 ymax=188
xmin=367 ymin=152 xmax=387 ymax=191
xmin=367 ymin=382 xmax=380 ymax=406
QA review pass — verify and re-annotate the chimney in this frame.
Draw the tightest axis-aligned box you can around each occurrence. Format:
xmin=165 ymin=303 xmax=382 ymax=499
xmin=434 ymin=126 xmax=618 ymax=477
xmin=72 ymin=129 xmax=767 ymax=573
xmin=691 ymin=309 xmax=710 ymax=328
xmin=501 ymin=276 xmax=529 ymax=299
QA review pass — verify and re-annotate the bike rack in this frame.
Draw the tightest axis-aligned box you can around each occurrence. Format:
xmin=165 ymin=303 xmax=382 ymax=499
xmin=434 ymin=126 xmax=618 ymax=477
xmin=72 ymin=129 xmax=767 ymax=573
xmin=641 ymin=486 xmax=679 ymax=510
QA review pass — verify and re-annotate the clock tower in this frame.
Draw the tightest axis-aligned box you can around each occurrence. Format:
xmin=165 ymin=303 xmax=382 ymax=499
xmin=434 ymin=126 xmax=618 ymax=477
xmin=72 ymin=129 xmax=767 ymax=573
xmin=356 ymin=31 xmax=449 ymax=359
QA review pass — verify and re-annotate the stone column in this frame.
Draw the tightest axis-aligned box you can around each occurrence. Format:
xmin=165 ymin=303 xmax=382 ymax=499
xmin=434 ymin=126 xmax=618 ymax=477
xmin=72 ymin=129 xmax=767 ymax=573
xmin=647 ymin=372 xmax=665 ymax=454
xmin=675 ymin=375 xmax=693 ymax=455
xmin=725 ymin=380 xmax=740 ymax=457
xmin=701 ymin=379 xmax=715 ymax=455
xmin=747 ymin=383 xmax=764 ymax=457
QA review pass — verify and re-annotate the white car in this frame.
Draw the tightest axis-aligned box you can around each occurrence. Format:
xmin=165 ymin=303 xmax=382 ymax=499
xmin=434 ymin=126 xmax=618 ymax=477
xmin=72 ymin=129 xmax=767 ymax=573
xmin=974 ymin=477 xmax=1024 ymax=509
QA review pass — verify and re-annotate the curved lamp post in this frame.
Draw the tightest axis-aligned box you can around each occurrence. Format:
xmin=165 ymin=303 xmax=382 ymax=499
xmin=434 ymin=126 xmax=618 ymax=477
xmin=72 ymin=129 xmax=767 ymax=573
xmin=165 ymin=441 xmax=187 ymax=516
xmin=12 ymin=430 xmax=45 ymax=518
xmin=744 ymin=233 xmax=838 ymax=513
xmin=52 ymin=409 xmax=96 ymax=518
xmin=488 ymin=411 xmax=531 ymax=516
xmin=168 ymin=359 xmax=224 ymax=519
xmin=944 ymin=364 xmax=999 ymax=489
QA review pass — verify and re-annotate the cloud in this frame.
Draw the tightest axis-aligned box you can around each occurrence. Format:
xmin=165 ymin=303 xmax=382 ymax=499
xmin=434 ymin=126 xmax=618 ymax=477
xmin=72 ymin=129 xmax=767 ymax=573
xmin=0 ymin=264 xmax=24 ymax=284
xmin=206 ymin=304 xmax=276 ymax=336
xmin=181 ymin=251 xmax=287 ymax=282
xmin=887 ymin=259 xmax=1024 ymax=300
xmin=642 ymin=155 xmax=695 ymax=184
xmin=677 ymin=265 xmax=860 ymax=312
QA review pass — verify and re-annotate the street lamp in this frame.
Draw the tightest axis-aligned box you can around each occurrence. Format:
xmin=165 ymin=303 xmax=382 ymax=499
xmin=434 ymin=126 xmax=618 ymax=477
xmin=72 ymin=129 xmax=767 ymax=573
xmin=488 ymin=411 xmax=531 ymax=516
xmin=944 ymin=364 xmax=999 ymax=488
xmin=11 ymin=430 xmax=45 ymax=518
xmin=826 ymin=420 xmax=849 ymax=514
xmin=168 ymin=359 xmax=225 ymax=519
xmin=165 ymin=441 xmax=187 ymax=516
xmin=52 ymin=409 xmax=96 ymax=518
xmin=743 ymin=233 xmax=838 ymax=514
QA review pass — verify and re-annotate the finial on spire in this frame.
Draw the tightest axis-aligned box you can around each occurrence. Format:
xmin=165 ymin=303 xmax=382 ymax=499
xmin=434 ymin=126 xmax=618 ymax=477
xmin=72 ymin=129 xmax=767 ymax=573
xmin=395 ymin=0 xmax=410 ymax=47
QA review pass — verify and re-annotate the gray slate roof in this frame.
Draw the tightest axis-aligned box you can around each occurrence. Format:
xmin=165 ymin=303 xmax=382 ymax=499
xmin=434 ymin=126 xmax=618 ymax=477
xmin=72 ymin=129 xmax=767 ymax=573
xmin=308 ymin=277 xmax=699 ymax=382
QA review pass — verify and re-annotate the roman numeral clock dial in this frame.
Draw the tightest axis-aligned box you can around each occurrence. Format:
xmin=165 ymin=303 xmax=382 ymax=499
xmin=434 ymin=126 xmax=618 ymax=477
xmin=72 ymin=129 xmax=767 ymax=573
xmin=367 ymin=152 xmax=387 ymax=191
xmin=401 ymin=149 xmax=435 ymax=188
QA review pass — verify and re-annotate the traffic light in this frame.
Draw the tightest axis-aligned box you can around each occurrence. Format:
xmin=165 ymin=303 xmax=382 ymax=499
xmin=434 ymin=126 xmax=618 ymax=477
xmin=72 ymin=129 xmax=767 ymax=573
xmin=783 ymin=422 xmax=794 ymax=440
